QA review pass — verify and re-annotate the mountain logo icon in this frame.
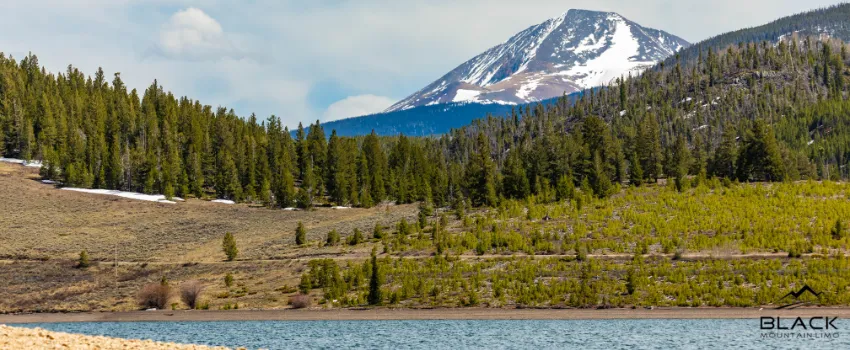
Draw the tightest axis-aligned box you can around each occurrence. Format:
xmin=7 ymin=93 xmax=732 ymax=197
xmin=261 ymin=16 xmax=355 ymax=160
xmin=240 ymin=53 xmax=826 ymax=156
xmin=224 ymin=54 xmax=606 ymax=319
xmin=774 ymin=285 xmax=824 ymax=309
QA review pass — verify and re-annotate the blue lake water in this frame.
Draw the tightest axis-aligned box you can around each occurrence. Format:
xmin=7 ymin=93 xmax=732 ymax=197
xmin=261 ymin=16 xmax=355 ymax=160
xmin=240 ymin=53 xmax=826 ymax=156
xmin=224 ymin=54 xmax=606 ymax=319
xmin=19 ymin=319 xmax=848 ymax=349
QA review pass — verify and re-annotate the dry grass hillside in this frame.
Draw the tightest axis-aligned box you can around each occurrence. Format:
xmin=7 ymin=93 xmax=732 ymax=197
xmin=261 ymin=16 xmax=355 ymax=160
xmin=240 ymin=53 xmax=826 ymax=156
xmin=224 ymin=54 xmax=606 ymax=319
xmin=0 ymin=163 xmax=417 ymax=263
xmin=0 ymin=162 xmax=417 ymax=312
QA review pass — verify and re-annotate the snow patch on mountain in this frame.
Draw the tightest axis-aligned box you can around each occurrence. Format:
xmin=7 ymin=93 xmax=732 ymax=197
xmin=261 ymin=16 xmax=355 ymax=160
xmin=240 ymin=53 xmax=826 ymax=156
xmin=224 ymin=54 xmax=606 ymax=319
xmin=562 ymin=14 xmax=655 ymax=88
xmin=454 ymin=89 xmax=482 ymax=102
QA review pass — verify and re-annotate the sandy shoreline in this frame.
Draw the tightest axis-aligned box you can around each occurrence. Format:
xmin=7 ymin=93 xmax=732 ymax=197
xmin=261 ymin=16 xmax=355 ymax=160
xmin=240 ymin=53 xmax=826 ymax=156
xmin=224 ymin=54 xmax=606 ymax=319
xmin=3 ymin=307 xmax=850 ymax=323
xmin=0 ymin=324 xmax=230 ymax=349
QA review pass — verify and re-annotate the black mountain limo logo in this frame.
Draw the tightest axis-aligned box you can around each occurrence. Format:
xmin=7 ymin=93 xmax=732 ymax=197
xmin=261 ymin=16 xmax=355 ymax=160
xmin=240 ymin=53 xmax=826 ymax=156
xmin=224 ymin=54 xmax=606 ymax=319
xmin=774 ymin=284 xmax=822 ymax=309
xmin=760 ymin=284 xmax=840 ymax=340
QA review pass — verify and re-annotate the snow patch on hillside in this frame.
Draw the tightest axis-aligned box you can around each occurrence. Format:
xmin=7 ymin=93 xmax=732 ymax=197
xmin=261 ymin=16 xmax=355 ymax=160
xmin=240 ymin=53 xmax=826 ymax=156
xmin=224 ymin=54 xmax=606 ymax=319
xmin=0 ymin=157 xmax=42 ymax=168
xmin=61 ymin=188 xmax=183 ymax=204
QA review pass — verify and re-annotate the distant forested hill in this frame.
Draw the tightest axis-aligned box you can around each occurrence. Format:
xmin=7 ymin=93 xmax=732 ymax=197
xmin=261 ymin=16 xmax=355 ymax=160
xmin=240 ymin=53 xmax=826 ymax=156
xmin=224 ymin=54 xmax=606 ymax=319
xmin=669 ymin=3 xmax=850 ymax=64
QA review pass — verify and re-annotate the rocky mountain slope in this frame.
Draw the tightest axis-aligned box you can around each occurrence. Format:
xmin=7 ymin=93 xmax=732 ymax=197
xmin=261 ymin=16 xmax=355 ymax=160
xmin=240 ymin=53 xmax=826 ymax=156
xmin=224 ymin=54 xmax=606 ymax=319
xmin=385 ymin=9 xmax=688 ymax=112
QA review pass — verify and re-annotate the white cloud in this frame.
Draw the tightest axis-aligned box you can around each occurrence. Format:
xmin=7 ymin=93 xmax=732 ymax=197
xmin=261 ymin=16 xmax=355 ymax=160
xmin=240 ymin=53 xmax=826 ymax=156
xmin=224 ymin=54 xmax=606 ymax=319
xmin=158 ymin=7 xmax=244 ymax=60
xmin=322 ymin=95 xmax=395 ymax=122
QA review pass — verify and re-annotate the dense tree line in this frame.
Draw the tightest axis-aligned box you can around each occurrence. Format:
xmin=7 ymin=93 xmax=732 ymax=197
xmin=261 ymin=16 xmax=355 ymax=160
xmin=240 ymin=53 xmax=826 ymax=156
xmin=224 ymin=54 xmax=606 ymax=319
xmin=435 ymin=35 xmax=850 ymax=201
xmin=2 ymin=35 xmax=850 ymax=208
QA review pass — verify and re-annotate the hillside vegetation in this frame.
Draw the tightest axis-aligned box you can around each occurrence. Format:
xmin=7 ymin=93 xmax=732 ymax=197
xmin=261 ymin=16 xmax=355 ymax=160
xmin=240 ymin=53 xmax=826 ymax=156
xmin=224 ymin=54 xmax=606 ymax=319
xmin=1 ymin=163 xmax=848 ymax=312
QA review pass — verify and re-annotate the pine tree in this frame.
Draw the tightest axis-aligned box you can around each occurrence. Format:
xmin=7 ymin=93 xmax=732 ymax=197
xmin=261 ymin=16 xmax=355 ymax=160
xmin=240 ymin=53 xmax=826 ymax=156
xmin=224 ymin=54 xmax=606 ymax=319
xmin=671 ymin=135 xmax=691 ymax=192
xmin=295 ymin=122 xmax=307 ymax=180
xmin=629 ymin=152 xmax=644 ymax=187
xmin=556 ymin=174 xmax=575 ymax=201
xmin=295 ymin=222 xmax=307 ymax=246
xmin=357 ymin=151 xmax=374 ymax=208
xmin=712 ymin=124 xmax=737 ymax=179
xmin=307 ymin=121 xmax=327 ymax=196
xmin=349 ymin=228 xmax=364 ymax=245
xmin=326 ymin=229 xmax=340 ymax=246
xmin=589 ymin=152 xmax=613 ymax=198
xmin=736 ymin=120 xmax=785 ymax=182
xmin=276 ymin=160 xmax=296 ymax=208
xmin=298 ymin=273 xmax=312 ymax=294
xmin=222 ymin=232 xmax=238 ymax=261
xmin=466 ymin=133 xmax=498 ymax=206
xmin=77 ymin=250 xmax=90 ymax=269
xmin=372 ymin=222 xmax=384 ymax=239
xmin=297 ymin=159 xmax=315 ymax=210
xmin=502 ymin=148 xmax=530 ymax=199
xmin=638 ymin=115 xmax=664 ymax=182
xmin=363 ymin=131 xmax=386 ymax=202
xmin=626 ymin=268 xmax=637 ymax=295
xmin=367 ymin=249 xmax=382 ymax=305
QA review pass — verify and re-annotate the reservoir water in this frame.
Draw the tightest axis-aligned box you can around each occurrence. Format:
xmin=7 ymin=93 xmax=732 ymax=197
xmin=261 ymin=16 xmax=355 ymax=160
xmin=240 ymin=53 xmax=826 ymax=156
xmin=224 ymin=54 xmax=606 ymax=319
xmin=20 ymin=319 xmax=848 ymax=349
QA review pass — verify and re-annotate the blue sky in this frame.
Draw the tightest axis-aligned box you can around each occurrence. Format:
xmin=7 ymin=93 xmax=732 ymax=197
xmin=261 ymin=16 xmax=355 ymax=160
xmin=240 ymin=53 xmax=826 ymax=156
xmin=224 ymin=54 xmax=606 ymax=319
xmin=0 ymin=0 xmax=841 ymax=127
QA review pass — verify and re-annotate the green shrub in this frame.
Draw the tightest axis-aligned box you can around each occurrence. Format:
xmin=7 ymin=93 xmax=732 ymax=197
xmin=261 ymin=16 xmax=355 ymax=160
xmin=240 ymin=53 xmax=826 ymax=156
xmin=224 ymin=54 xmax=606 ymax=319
xmin=296 ymin=222 xmax=307 ymax=245
xmin=77 ymin=250 xmax=90 ymax=269
xmin=326 ymin=229 xmax=340 ymax=246
xmin=373 ymin=223 xmax=384 ymax=239
xmin=349 ymin=228 xmax=364 ymax=245
xmin=222 ymin=232 xmax=238 ymax=261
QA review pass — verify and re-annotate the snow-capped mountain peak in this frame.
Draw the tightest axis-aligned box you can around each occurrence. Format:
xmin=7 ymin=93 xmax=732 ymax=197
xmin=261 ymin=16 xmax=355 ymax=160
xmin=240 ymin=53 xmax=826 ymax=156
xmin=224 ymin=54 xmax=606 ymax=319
xmin=385 ymin=9 xmax=689 ymax=112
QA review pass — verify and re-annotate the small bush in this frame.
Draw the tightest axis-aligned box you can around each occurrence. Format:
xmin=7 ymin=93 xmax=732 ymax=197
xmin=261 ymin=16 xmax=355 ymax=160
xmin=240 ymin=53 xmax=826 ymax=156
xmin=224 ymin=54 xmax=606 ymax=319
xmin=575 ymin=243 xmax=588 ymax=261
xmin=290 ymin=294 xmax=311 ymax=309
xmin=831 ymin=219 xmax=844 ymax=240
xmin=296 ymin=222 xmax=307 ymax=245
xmin=326 ymin=229 xmax=340 ymax=246
xmin=373 ymin=223 xmax=384 ymax=239
xmin=180 ymin=280 xmax=206 ymax=309
xmin=224 ymin=273 xmax=234 ymax=287
xmin=788 ymin=248 xmax=803 ymax=258
xmin=77 ymin=250 xmax=90 ymax=269
xmin=138 ymin=283 xmax=173 ymax=310
xmin=298 ymin=273 xmax=312 ymax=294
xmin=397 ymin=219 xmax=411 ymax=236
xmin=348 ymin=228 xmax=363 ymax=245
xmin=222 ymin=232 xmax=238 ymax=261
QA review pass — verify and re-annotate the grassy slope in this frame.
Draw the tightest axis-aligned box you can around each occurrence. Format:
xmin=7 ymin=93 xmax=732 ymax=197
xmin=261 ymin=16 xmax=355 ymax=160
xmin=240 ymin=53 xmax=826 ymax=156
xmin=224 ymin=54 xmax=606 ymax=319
xmin=2 ymin=162 xmax=849 ymax=312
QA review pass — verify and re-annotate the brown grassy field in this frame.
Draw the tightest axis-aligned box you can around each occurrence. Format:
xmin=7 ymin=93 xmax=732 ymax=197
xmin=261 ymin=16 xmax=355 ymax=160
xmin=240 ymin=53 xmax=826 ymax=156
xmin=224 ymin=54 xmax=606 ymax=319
xmin=0 ymin=163 xmax=416 ymax=263
xmin=0 ymin=162 xmax=417 ymax=312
